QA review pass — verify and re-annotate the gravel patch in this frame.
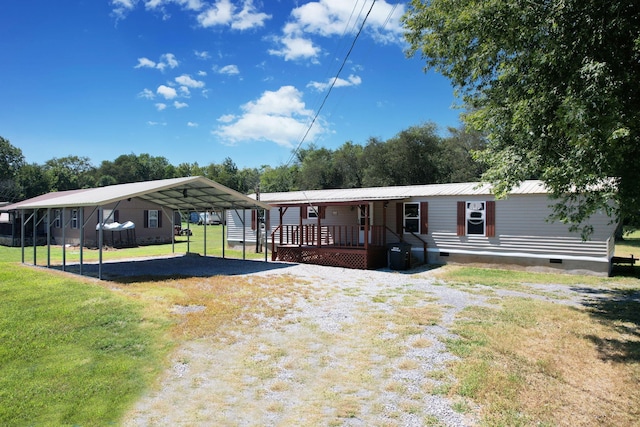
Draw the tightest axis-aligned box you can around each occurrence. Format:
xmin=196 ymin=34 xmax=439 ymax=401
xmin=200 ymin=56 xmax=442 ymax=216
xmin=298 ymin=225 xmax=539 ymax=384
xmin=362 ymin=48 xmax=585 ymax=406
xmin=117 ymin=258 xmax=601 ymax=426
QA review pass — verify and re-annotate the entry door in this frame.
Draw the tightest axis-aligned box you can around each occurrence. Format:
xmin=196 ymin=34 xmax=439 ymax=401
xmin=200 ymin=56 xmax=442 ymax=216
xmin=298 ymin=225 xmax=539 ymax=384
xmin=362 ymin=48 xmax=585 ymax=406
xmin=357 ymin=203 xmax=373 ymax=244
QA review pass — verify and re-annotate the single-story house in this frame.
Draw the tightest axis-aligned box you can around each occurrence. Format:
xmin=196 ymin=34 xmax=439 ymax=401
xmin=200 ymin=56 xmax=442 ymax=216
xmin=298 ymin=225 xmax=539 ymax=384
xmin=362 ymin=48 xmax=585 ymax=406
xmin=1 ymin=176 xmax=271 ymax=279
xmin=226 ymin=180 xmax=618 ymax=276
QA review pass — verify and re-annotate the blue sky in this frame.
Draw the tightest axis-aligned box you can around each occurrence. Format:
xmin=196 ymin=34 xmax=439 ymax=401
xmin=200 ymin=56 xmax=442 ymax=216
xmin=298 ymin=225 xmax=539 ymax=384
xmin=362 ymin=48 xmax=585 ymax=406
xmin=1 ymin=0 xmax=461 ymax=170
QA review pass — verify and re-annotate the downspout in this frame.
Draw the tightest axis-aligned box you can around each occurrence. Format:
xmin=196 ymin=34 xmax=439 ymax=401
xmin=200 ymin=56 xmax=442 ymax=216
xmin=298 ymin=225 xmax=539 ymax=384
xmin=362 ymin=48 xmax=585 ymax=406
xmin=222 ymin=209 xmax=226 ymax=259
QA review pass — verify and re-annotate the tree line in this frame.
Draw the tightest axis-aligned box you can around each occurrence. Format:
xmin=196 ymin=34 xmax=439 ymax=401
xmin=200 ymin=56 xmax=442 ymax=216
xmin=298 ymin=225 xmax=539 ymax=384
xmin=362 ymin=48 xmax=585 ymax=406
xmin=0 ymin=122 xmax=486 ymax=202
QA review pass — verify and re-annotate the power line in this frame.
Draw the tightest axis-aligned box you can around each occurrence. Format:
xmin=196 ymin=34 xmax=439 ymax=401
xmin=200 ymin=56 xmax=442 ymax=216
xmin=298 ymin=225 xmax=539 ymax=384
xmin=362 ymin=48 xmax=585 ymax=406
xmin=286 ymin=0 xmax=377 ymax=166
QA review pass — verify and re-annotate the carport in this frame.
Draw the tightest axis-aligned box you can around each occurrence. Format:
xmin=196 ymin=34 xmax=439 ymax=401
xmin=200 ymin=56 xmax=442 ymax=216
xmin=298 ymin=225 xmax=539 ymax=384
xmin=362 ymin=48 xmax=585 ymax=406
xmin=4 ymin=176 xmax=271 ymax=279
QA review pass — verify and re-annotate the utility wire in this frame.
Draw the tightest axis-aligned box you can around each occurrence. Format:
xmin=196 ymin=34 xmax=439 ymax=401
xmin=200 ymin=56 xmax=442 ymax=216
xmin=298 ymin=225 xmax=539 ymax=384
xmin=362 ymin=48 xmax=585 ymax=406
xmin=286 ymin=0 xmax=377 ymax=167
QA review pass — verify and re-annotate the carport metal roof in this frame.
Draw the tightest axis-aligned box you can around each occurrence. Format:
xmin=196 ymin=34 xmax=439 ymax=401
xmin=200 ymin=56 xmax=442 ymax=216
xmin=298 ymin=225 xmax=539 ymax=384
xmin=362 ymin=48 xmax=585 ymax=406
xmin=5 ymin=176 xmax=271 ymax=280
xmin=3 ymin=176 xmax=271 ymax=211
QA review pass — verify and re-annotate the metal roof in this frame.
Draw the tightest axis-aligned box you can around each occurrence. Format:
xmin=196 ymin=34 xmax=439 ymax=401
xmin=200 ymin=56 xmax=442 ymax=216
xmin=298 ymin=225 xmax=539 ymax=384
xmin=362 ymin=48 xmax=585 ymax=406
xmin=254 ymin=180 xmax=548 ymax=206
xmin=3 ymin=176 xmax=271 ymax=211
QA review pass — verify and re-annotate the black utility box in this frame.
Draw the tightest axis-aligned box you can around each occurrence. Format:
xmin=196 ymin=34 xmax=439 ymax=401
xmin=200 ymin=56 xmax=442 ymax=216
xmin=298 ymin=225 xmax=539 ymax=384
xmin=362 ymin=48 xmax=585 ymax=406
xmin=388 ymin=242 xmax=411 ymax=270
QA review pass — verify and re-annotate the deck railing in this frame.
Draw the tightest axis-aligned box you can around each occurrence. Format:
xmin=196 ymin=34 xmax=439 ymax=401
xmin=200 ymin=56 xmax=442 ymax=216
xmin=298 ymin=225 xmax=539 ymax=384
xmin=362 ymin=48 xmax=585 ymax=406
xmin=271 ymin=224 xmax=387 ymax=249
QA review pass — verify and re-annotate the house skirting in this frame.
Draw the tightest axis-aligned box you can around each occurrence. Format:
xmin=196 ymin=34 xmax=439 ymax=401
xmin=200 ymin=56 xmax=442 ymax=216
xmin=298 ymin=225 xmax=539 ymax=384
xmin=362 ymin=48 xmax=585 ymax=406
xmin=425 ymin=248 xmax=611 ymax=276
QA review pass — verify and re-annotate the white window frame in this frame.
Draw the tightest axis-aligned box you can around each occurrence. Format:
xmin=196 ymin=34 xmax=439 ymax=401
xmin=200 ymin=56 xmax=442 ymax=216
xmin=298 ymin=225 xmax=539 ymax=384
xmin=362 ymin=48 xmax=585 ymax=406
xmin=307 ymin=206 xmax=318 ymax=218
xmin=148 ymin=209 xmax=159 ymax=228
xmin=403 ymin=202 xmax=420 ymax=234
xmin=53 ymin=209 xmax=61 ymax=228
xmin=466 ymin=201 xmax=486 ymax=236
xmin=103 ymin=209 xmax=115 ymax=224
xmin=70 ymin=209 xmax=79 ymax=229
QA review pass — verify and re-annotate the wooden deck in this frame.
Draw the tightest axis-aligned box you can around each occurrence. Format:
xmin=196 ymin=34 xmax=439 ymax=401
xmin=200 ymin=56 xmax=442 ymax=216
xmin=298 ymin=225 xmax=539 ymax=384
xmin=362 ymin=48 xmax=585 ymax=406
xmin=271 ymin=224 xmax=389 ymax=269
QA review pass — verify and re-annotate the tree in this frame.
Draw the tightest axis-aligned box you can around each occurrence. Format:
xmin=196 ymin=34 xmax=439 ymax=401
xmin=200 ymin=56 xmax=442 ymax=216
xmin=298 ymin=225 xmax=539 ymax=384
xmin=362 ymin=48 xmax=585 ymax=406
xmin=260 ymin=165 xmax=299 ymax=193
xmin=43 ymin=156 xmax=96 ymax=191
xmin=16 ymin=163 xmax=50 ymax=199
xmin=0 ymin=136 xmax=25 ymax=201
xmin=403 ymin=0 xmax=640 ymax=236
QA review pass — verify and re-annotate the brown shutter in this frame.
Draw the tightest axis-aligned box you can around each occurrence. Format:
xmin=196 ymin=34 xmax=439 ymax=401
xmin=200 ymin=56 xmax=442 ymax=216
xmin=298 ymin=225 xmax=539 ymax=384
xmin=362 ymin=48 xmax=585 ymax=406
xmin=251 ymin=210 xmax=257 ymax=230
xmin=319 ymin=206 xmax=326 ymax=219
xmin=486 ymin=200 xmax=496 ymax=237
xmin=158 ymin=211 xmax=162 ymax=228
xmin=301 ymin=206 xmax=308 ymax=219
xmin=420 ymin=202 xmax=428 ymax=234
xmin=144 ymin=210 xmax=149 ymax=228
xmin=396 ymin=202 xmax=403 ymax=234
xmin=456 ymin=201 xmax=465 ymax=236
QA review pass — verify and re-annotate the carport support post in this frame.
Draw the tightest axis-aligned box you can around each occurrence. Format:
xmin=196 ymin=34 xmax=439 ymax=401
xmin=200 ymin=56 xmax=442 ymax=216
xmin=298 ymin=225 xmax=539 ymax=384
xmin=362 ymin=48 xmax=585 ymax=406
xmin=242 ymin=209 xmax=246 ymax=260
xmin=62 ymin=208 xmax=66 ymax=271
xmin=46 ymin=208 xmax=51 ymax=268
xmin=98 ymin=207 xmax=104 ymax=280
xmin=20 ymin=209 xmax=25 ymax=264
xmin=79 ymin=207 xmax=84 ymax=276
xmin=33 ymin=209 xmax=37 ymax=266
xmin=221 ymin=209 xmax=226 ymax=259
xmin=203 ymin=210 xmax=207 ymax=257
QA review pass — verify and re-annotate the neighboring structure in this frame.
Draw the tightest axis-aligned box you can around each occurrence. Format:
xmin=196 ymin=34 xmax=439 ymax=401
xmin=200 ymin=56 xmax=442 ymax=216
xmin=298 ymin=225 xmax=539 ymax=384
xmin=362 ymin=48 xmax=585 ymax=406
xmin=1 ymin=176 xmax=271 ymax=279
xmin=227 ymin=180 xmax=618 ymax=275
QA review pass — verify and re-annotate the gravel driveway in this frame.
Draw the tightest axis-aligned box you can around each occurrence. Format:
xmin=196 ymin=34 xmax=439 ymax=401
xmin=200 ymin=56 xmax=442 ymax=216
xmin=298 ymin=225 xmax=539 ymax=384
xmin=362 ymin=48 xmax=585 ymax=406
xmin=111 ymin=256 xmax=587 ymax=426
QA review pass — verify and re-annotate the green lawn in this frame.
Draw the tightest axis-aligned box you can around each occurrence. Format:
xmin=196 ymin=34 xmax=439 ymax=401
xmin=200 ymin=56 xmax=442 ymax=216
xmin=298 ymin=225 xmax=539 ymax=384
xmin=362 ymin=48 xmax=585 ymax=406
xmin=0 ymin=263 xmax=172 ymax=425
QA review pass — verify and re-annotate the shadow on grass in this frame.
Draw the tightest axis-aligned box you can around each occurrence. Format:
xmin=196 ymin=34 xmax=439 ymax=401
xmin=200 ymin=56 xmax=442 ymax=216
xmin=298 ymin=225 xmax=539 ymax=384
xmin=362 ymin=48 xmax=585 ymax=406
xmin=576 ymin=287 xmax=640 ymax=363
xmin=50 ymin=254 xmax=296 ymax=283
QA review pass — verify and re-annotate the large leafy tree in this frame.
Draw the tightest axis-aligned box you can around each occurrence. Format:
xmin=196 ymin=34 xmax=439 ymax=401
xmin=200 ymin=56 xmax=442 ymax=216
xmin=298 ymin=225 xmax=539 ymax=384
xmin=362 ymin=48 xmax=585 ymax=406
xmin=0 ymin=136 xmax=25 ymax=201
xmin=403 ymin=0 xmax=640 ymax=236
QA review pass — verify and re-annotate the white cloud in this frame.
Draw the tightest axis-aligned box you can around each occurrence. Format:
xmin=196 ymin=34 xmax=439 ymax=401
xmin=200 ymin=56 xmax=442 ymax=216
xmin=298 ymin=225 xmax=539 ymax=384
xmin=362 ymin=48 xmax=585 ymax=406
xmin=307 ymin=74 xmax=362 ymax=92
xmin=138 ymin=88 xmax=155 ymax=99
xmin=197 ymin=70 xmax=207 ymax=76
xmin=218 ymin=64 xmax=240 ymax=75
xmin=179 ymin=86 xmax=191 ymax=96
xmin=157 ymin=85 xmax=178 ymax=99
xmin=197 ymin=0 xmax=271 ymax=30
xmin=154 ymin=103 xmax=167 ymax=111
xmin=232 ymin=0 xmax=271 ymax=30
xmin=194 ymin=50 xmax=210 ymax=59
xmin=267 ymin=35 xmax=320 ymax=62
xmin=175 ymin=74 xmax=205 ymax=88
xmin=218 ymin=114 xmax=236 ymax=123
xmin=269 ymin=0 xmax=405 ymax=62
xmin=214 ymin=85 xmax=325 ymax=147
xmin=111 ymin=0 xmax=137 ymax=20
xmin=187 ymin=121 xmax=199 ymax=127
xmin=196 ymin=0 xmax=233 ymax=27
xmin=147 ymin=120 xmax=167 ymax=125
xmin=135 ymin=53 xmax=179 ymax=71
xmin=174 ymin=101 xmax=189 ymax=109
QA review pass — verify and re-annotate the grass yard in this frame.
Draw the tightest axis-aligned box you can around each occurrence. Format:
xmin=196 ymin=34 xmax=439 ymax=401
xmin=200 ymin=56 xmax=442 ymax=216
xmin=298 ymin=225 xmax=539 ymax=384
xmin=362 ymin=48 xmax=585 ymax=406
xmin=0 ymin=264 xmax=172 ymax=425
xmin=435 ymin=261 xmax=640 ymax=426
xmin=0 ymin=229 xmax=638 ymax=425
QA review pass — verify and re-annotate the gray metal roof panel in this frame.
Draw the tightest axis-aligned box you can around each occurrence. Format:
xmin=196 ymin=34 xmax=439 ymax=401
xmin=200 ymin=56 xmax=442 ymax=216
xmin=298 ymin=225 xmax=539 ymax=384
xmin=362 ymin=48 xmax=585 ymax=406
xmin=3 ymin=176 xmax=271 ymax=211
xmin=255 ymin=180 xmax=548 ymax=205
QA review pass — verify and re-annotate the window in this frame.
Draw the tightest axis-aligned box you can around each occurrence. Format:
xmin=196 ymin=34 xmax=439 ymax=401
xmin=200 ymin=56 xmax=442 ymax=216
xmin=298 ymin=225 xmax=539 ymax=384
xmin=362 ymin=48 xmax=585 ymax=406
xmin=466 ymin=201 xmax=485 ymax=235
xmin=457 ymin=201 xmax=495 ymax=237
xmin=53 ymin=209 xmax=61 ymax=228
xmin=70 ymin=209 xmax=79 ymax=229
xmin=147 ymin=210 xmax=159 ymax=228
xmin=307 ymin=206 xmax=318 ymax=218
xmin=403 ymin=203 xmax=420 ymax=233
